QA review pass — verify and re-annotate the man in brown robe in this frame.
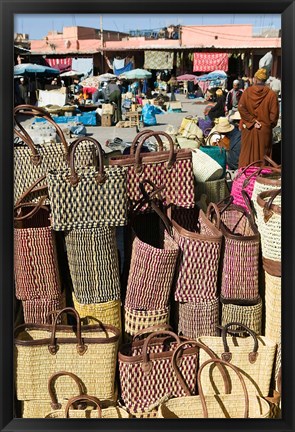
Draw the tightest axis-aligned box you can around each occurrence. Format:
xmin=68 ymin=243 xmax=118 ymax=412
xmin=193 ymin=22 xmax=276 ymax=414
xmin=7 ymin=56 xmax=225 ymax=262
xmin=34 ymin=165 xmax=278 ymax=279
xmin=238 ymin=68 xmax=279 ymax=167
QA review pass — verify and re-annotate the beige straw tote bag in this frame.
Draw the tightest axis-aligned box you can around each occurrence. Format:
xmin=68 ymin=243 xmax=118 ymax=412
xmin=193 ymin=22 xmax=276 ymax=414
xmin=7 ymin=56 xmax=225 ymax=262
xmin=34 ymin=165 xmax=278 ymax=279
xmin=158 ymin=354 xmax=270 ymax=418
xmin=198 ymin=322 xmax=277 ymax=397
xmin=192 ymin=148 xmax=224 ymax=182
xmin=20 ymin=370 xmax=86 ymax=418
xmin=45 ymin=394 xmax=130 ymax=418
xmin=123 ymin=306 xmax=170 ymax=342
xmin=14 ymin=307 xmax=120 ymax=404
xmin=256 ymin=189 xmax=281 ymax=277
xmin=265 ymin=271 xmax=281 ymax=344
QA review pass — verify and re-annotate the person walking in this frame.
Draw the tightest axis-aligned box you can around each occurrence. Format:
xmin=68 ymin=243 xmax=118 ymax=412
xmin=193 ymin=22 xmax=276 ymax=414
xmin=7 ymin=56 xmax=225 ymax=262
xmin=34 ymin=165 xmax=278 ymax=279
xmin=238 ymin=68 xmax=279 ymax=168
xmin=225 ymin=79 xmax=243 ymax=116
xmin=18 ymin=78 xmax=29 ymax=104
xmin=105 ymin=78 xmax=122 ymax=122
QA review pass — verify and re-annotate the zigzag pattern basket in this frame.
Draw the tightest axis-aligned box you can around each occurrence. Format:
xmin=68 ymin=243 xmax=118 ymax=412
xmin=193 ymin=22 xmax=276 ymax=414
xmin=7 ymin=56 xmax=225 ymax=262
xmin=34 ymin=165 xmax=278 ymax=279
xmin=124 ymin=306 xmax=170 ymax=342
xmin=220 ymin=296 xmax=263 ymax=335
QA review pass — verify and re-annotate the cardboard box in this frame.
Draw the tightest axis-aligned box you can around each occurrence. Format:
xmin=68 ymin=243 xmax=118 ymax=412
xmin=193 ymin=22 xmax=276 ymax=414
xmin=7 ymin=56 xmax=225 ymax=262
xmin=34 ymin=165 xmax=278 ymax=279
xmin=101 ymin=114 xmax=112 ymax=127
xmin=102 ymin=103 xmax=114 ymax=115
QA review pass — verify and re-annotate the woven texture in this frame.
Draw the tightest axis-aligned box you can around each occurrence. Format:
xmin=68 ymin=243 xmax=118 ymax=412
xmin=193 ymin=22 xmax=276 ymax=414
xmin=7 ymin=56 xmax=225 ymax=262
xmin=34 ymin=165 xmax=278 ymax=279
xmin=72 ymin=292 xmax=122 ymax=330
xmin=14 ymin=324 xmax=119 ymax=402
xmin=172 ymin=209 xmax=222 ymax=302
xmin=14 ymin=141 xmax=96 ymax=205
xmin=64 ymin=227 xmax=121 ymax=303
xmin=22 ymin=293 xmax=65 ymax=325
xmin=192 ymin=149 xmax=223 ymax=182
xmin=119 ymin=339 xmax=198 ymax=413
xmin=14 ymin=225 xmax=61 ymax=301
xmin=177 ymin=297 xmax=220 ymax=339
xmin=124 ymin=306 xmax=170 ymax=341
xmin=111 ymin=152 xmax=195 ymax=210
xmin=230 ymin=166 xmax=272 ymax=210
xmin=157 ymin=394 xmax=269 ymax=418
xmin=252 ymin=174 xmax=281 ymax=217
xmin=198 ymin=335 xmax=276 ymax=397
xmin=47 ymin=166 xmax=128 ymax=230
xmin=265 ymin=272 xmax=281 ymax=344
xmin=45 ymin=405 xmax=129 ymax=418
xmin=221 ymin=298 xmax=263 ymax=335
xmin=196 ymin=178 xmax=229 ymax=205
xmin=125 ymin=233 xmax=179 ymax=310
xmin=219 ymin=207 xmax=260 ymax=301
xmin=256 ymin=193 xmax=281 ymax=263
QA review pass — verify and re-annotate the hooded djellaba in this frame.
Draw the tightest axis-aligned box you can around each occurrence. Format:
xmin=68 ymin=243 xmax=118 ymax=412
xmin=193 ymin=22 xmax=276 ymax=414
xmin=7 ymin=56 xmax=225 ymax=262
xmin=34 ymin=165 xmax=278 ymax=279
xmin=237 ymin=68 xmax=279 ymax=167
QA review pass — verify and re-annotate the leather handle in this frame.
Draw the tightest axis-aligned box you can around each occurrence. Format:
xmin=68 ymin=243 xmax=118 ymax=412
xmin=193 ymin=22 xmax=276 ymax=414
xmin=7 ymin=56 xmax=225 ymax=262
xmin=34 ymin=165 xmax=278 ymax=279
xmin=133 ymin=324 xmax=173 ymax=341
xmin=171 ymin=340 xmax=230 ymax=396
xmin=197 ymin=358 xmax=250 ymax=418
xmin=235 ymin=159 xmax=264 ymax=181
xmin=14 ymin=104 xmax=69 ymax=164
xmin=263 ymin=155 xmax=280 ymax=168
xmin=206 ymin=202 xmax=221 ymax=230
xmin=68 ymin=136 xmax=105 ymax=186
xmin=141 ymin=330 xmax=181 ymax=375
xmin=15 ymin=175 xmax=47 ymax=206
xmin=64 ymin=394 xmax=102 ymax=418
xmin=256 ymin=188 xmax=281 ymax=221
xmin=14 ymin=196 xmax=49 ymax=221
xmin=48 ymin=307 xmax=87 ymax=356
xmin=134 ymin=131 xmax=175 ymax=174
xmin=221 ymin=323 xmax=259 ymax=363
xmin=48 ymin=371 xmax=85 ymax=409
xmin=241 ymin=190 xmax=256 ymax=223
xmin=131 ymin=179 xmax=165 ymax=214
xmin=130 ymin=129 xmax=164 ymax=154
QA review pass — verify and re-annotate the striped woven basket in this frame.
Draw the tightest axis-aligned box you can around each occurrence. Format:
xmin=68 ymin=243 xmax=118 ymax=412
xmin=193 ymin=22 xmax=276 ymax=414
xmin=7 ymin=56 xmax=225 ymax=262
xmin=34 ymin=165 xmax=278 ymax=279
xmin=265 ymin=271 xmax=281 ymax=344
xmin=72 ymin=292 xmax=122 ymax=331
xmin=45 ymin=395 xmax=130 ymax=418
xmin=158 ymin=358 xmax=270 ymax=418
xmin=220 ymin=296 xmax=263 ymax=335
xmin=177 ymin=297 xmax=220 ymax=339
xmin=198 ymin=323 xmax=277 ymax=397
xmin=22 ymin=291 xmax=66 ymax=325
xmin=195 ymin=178 xmax=229 ymax=206
xmin=251 ymin=170 xmax=281 ymax=217
xmin=124 ymin=306 xmax=170 ymax=343
xmin=192 ymin=148 xmax=224 ymax=182
xmin=64 ymin=227 xmax=121 ymax=304
xmin=256 ymin=189 xmax=281 ymax=276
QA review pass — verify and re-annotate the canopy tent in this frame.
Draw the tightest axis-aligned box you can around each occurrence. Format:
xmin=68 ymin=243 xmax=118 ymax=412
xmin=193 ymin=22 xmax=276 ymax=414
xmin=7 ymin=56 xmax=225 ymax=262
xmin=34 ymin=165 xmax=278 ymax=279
xmin=60 ymin=70 xmax=84 ymax=77
xmin=119 ymin=68 xmax=152 ymax=80
xmin=14 ymin=63 xmax=60 ymax=77
xmin=176 ymin=74 xmax=198 ymax=82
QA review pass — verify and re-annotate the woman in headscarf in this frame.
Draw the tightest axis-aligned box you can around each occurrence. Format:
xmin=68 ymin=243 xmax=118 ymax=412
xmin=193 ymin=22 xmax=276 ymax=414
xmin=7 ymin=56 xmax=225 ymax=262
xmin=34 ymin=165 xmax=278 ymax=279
xmin=207 ymin=89 xmax=226 ymax=122
xmin=238 ymin=68 xmax=279 ymax=167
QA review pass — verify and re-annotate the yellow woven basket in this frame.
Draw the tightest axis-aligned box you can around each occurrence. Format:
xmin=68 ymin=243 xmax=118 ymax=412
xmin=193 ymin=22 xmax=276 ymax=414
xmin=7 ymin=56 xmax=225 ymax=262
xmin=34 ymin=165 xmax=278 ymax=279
xmin=265 ymin=271 xmax=281 ymax=344
xmin=72 ymin=292 xmax=122 ymax=331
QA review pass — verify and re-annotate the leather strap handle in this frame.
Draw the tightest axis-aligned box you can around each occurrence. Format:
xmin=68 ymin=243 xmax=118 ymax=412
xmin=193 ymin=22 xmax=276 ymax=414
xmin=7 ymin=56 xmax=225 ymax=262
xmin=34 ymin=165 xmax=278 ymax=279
xmin=171 ymin=340 xmax=230 ymax=396
xmin=206 ymin=202 xmax=221 ymax=230
xmin=235 ymin=159 xmax=264 ymax=181
xmin=141 ymin=330 xmax=181 ymax=375
xmin=197 ymin=358 xmax=250 ymax=418
xmin=68 ymin=136 xmax=105 ymax=186
xmin=48 ymin=371 xmax=85 ymax=410
xmin=256 ymin=188 xmax=281 ymax=221
xmin=14 ymin=196 xmax=49 ymax=221
xmin=221 ymin=323 xmax=259 ymax=363
xmin=134 ymin=131 xmax=175 ymax=174
xmin=48 ymin=307 xmax=87 ymax=356
xmin=130 ymin=129 xmax=164 ymax=154
xmin=64 ymin=395 xmax=102 ymax=418
xmin=14 ymin=104 xmax=69 ymax=166
xmin=131 ymin=179 xmax=165 ymax=214
xmin=15 ymin=175 xmax=47 ymax=206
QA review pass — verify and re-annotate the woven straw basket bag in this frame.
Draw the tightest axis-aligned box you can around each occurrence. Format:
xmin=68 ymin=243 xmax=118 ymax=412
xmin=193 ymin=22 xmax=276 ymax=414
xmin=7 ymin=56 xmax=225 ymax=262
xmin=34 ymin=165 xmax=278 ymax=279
xmin=195 ymin=178 xmax=230 ymax=207
xmin=21 ymin=370 xmax=89 ymax=418
xmin=256 ymin=189 xmax=281 ymax=276
xmin=14 ymin=308 xmax=120 ymax=404
xmin=45 ymin=394 xmax=129 ymax=418
xmin=265 ymin=271 xmax=281 ymax=344
xmin=198 ymin=322 xmax=277 ymax=397
xmin=14 ymin=104 xmax=96 ymax=205
xmin=220 ymin=296 xmax=263 ymax=335
xmin=192 ymin=148 xmax=224 ymax=182
xmin=251 ymin=163 xmax=281 ymax=217
xmin=72 ymin=292 xmax=122 ymax=330
xmin=158 ymin=354 xmax=270 ymax=418
xmin=124 ymin=306 xmax=170 ymax=342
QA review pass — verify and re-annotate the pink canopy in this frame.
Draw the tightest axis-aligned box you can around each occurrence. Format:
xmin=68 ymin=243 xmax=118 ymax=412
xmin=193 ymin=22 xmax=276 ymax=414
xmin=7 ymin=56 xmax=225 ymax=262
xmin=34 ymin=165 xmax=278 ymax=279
xmin=176 ymin=74 xmax=198 ymax=82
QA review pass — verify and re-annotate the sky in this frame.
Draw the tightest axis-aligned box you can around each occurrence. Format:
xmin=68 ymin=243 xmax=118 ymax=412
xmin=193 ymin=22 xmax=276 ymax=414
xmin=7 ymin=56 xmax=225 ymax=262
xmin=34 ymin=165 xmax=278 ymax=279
xmin=14 ymin=14 xmax=281 ymax=40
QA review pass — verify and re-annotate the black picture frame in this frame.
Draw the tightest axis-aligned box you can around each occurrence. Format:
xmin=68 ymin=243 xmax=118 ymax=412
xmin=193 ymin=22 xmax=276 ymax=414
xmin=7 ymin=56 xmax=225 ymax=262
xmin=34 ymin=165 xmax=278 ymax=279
xmin=0 ymin=1 xmax=294 ymax=431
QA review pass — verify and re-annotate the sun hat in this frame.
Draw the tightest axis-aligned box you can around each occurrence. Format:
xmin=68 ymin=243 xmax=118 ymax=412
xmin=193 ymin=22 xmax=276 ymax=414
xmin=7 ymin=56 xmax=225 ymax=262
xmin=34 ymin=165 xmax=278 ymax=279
xmin=214 ymin=117 xmax=235 ymax=133
xmin=229 ymin=111 xmax=241 ymax=121
xmin=216 ymin=89 xmax=223 ymax=96
xmin=254 ymin=68 xmax=267 ymax=81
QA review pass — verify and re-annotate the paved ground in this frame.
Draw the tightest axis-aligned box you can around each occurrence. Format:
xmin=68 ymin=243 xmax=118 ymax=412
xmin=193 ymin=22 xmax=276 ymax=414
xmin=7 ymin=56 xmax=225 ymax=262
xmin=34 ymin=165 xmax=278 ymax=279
xmin=17 ymin=94 xmax=208 ymax=153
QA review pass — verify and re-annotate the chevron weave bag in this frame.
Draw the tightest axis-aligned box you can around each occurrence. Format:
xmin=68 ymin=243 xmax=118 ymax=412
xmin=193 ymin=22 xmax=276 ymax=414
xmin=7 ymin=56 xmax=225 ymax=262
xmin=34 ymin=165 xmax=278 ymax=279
xmin=14 ymin=105 xmax=96 ymax=204
xmin=109 ymin=130 xmax=195 ymax=209
xmin=47 ymin=136 xmax=128 ymax=230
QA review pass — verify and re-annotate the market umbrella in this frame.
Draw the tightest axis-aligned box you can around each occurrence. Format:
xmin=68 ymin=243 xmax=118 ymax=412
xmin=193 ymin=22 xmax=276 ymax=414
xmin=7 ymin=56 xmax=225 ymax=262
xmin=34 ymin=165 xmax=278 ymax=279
xmin=97 ymin=73 xmax=117 ymax=82
xmin=80 ymin=76 xmax=101 ymax=87
xmin=119 ymin=68 xmax=152 ymax=80
xmin=14 ymin=63 xmax=60 ymax=77
xmin=60 ymin=70 xmax=84 ymax=77
xmin=176 ymin=74 xmax=198 ymax=81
